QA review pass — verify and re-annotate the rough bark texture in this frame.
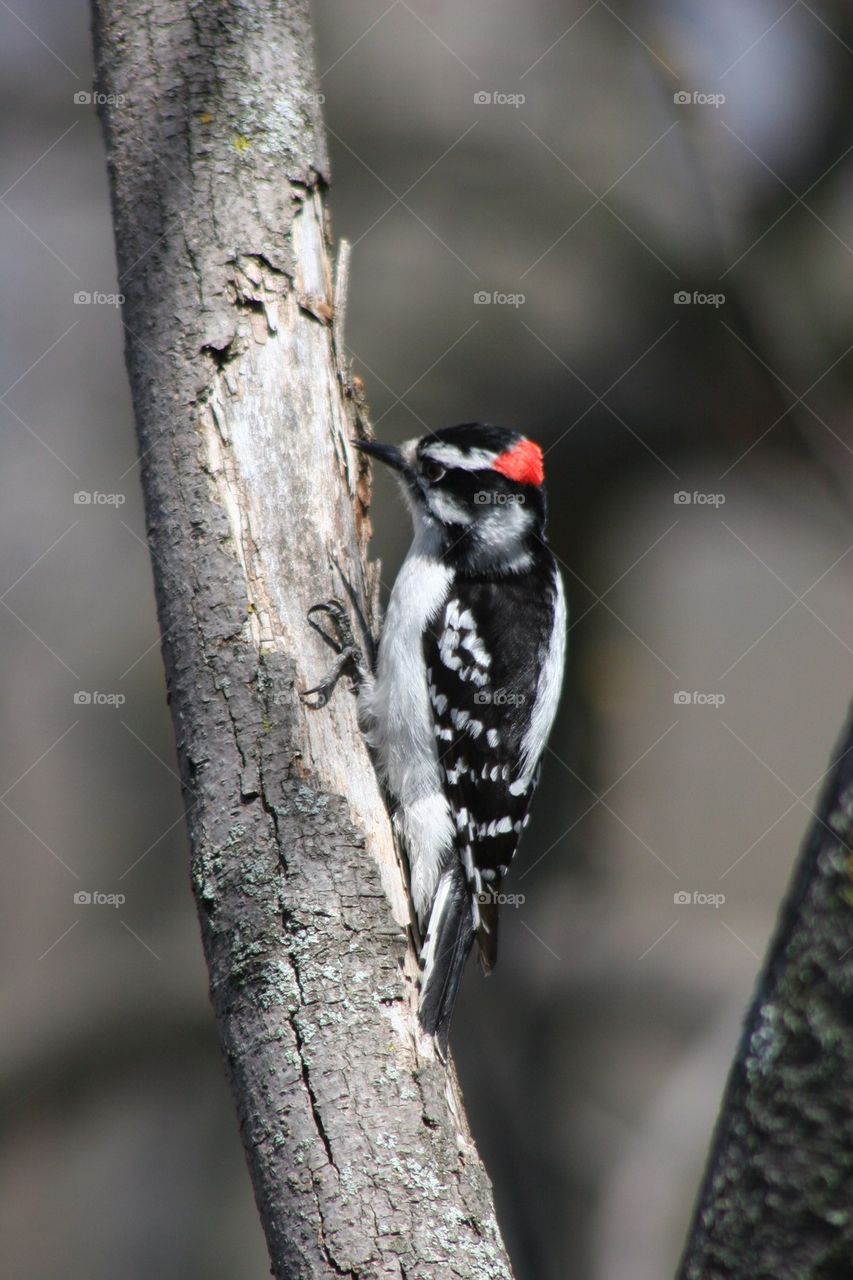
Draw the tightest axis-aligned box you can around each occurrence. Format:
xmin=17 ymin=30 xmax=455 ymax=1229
xmin=678 ymin=708 xmax=853 ymax=1279
xmin=91 ymin=4 xmax=513 ymax=1278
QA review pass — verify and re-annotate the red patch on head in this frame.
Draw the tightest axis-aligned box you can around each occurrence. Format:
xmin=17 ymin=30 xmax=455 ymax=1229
xmin=492 ymin=438 xmax=544 ymax=487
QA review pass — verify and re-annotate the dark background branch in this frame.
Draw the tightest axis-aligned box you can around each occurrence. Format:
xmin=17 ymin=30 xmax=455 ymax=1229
xmin=678 ymin=708 xmax=853 ymax=1278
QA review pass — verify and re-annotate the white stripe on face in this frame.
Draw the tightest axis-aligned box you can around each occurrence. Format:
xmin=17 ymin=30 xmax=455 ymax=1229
xmin=421 ymin=442 xmax=499 ymax=471
xmin=428 ymin=488 xmax=475 ymax=526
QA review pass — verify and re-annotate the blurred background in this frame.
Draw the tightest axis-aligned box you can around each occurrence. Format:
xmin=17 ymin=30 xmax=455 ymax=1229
xmin=2 ymin=1 xmax=853 ymax=1277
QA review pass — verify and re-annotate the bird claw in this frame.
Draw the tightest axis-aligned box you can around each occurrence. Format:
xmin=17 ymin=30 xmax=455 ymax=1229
xmin=306 ymin=598 xmax=358 ymax=655
xmin=301 ymin=599 xmax=366 ymax=708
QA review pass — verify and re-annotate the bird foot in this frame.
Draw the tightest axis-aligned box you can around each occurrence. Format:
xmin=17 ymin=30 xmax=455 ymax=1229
xmin=300 ymin=598 xmax=367 ymax=708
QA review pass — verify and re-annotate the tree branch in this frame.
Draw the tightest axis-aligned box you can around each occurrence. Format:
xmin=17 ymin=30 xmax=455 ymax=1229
xmin=678 ymin=706 xmax=853 ymax=1278
xmin=91 ymin=3 xmax=513 ymax=1276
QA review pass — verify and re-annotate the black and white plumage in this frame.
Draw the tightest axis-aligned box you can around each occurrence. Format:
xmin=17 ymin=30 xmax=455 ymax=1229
xmin=356 ymin=423 xmax=566 ymax=1051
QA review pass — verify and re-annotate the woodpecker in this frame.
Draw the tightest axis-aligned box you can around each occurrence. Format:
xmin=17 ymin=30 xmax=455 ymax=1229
xmin=305 ymin=423 xmax=566 ymax=1052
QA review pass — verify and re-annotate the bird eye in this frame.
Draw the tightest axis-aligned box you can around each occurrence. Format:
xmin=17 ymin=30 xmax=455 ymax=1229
xmin=423 ymin=460 xmax=446 ymax=483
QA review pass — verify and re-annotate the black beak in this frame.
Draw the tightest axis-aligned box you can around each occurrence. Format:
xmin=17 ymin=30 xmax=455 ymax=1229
xmin=353 ymin=439 xmax=407 ymax=473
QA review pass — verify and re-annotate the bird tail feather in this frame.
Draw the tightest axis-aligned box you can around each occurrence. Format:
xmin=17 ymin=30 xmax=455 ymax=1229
xmin=417 ymin=868 xmax=476 ymax=1056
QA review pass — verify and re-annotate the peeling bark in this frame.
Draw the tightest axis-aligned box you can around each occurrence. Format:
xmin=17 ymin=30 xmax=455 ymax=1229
xmin=91 ymin=3 xmax=513 ymax=1277
xmin=678 ymin=708 xmax=853 ymax=1279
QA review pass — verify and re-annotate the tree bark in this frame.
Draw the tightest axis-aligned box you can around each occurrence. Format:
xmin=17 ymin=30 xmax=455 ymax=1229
xmin=678 ymin=707 xmax=853 ymax=1279
xmin=91 ymin=4 xmax=513 ymax=1277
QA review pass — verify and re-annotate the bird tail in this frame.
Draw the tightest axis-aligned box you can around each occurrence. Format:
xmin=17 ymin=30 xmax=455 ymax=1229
xmin=418 ymin=868 xmax=476 ymax=1056
xmin=475 ymin=892 xmax=499 ymax=973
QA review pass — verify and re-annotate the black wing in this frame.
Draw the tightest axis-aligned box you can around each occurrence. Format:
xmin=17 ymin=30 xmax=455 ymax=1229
xmin=424 ymin=560 xmax=559 ymax=970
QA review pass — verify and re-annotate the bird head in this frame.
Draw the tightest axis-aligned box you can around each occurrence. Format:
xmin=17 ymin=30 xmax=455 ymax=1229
xmin=356 ymin=423 xmax=548 ymax=573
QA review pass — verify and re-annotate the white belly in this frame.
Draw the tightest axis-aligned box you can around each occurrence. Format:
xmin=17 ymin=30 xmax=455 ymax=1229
xmin=359 ymin=537 xmax=454 ymax=921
